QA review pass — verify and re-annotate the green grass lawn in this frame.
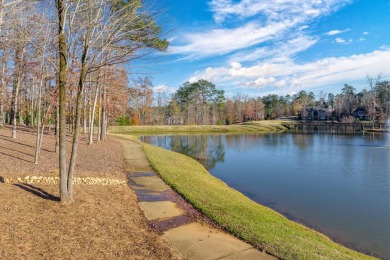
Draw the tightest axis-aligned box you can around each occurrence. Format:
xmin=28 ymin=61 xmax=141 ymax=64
xmin=137 ymin=137 xmax=377 ymax=260
xmin=109 ymin=120 xmax=290 ymax=134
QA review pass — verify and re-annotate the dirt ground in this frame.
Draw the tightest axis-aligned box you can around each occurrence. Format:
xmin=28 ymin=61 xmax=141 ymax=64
xmin=0 ymin=125 xmax=124 ymax=178
xmin=0 ymin=125 xmax=182 ymax=259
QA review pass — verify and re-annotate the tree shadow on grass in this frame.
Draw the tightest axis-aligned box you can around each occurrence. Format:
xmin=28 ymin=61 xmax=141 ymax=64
xmin=14 ymin=183 xmax=60 ymax=201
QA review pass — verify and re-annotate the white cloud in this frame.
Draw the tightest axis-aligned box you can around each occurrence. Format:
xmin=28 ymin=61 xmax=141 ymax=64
xmin=152 ymin=85 xmax=176 ymax=94
xmin=327 ymin=30 xmax=342 ymax=36
xmin=241 ymin=77 xmax=277 ymax=88
xmin=169 ymin=0 xmax=352 ymax=59
xmin=363 ymin=32 xmax=369 ymax=35
xmin=169 ymin=21 xmax=293 ymax=58
xmin=167 ymin=36 xmax=177 ymax=43
xmin=299 ymin=25 xmax=309 ymax=31
xmin=325 ymin=28 xmax=350 ymax=35
xmin=209 ymin=0 xmax=351 ymax=23
xmin=188 ymin=49 xmax=390 ymax=92
xmin=229 ymin=34 xmax=318 ymax=62
xmin=335 ymin=38 xmax=353 ymax=44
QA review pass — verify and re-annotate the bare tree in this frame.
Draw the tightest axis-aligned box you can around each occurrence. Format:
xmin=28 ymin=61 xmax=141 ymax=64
xmin=129 ymin=77 xmax=154 ymax=125
xmin=54 ymin=0 xmax=168 ymax=203
xmin=363 ymin=74 xmax=382 ymax=127
xmin=4 ymin=1 xmax=38 ymax=137
xmin=9 ymin=35 xmax=25 ymax=138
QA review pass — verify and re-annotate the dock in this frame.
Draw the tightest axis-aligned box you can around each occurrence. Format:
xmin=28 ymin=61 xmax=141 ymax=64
xmin=282 ymin=122 xmax=389 ymax=133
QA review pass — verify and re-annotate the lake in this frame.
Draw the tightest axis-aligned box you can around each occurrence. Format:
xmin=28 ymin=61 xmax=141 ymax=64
xmin=141 ymin=132 xmax=390 ymax=259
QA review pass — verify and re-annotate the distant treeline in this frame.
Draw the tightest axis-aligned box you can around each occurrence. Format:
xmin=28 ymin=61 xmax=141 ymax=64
xmin=1 ymin=72 xmax=388 ymax=128
xmin=121 ymin=77 xmax=389 ymax=126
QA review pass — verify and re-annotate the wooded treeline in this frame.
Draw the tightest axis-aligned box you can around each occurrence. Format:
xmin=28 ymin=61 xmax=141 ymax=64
xmin=123 ymin=77 xmax=389 ymax=126
xmin=0 ymin=0 xmax=166 ymax=133
xmin=0 ymin=0 xmax=168 ymax=203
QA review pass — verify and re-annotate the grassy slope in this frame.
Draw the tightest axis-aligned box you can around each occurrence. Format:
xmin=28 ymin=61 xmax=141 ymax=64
xmin=109 ymin=120 xmax=290 ymax=134
xmin=139 ymin=139 xmax=376 ymax=260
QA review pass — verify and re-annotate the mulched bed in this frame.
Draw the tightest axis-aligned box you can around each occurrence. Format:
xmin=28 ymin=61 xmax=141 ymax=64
xmin=0 ymin=125 xmax=182 ymax=259
xmin=0 ymin=125 xmax=124 ymax=178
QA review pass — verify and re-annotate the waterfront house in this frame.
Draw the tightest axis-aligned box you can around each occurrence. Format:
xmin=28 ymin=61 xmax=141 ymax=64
xmin=300 ymin=107 xmax=333 ymax=121
xmin=352 ymin=108 xmax=367 ymax=120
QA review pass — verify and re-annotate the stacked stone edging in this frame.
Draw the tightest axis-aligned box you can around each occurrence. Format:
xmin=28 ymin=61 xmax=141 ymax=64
xmin=1 ymin=176 xmax=126 ymax=186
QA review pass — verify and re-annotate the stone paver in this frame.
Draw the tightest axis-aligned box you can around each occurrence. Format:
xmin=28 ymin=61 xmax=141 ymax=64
xmin=115 ymin=136 xmax=154 ymax=172
xmin=139 ymin=201 xmax=185 ymax=220
xmin=114 ymin=134 xmax=277 ymax=260
xmin=163 ymin=222 xmax=253 ymax=260
xmin=131 ymin=176 xmax=169 ymax=192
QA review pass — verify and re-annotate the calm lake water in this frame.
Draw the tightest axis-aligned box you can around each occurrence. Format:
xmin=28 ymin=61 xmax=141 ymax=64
xmin=141 ymin=133 xmax=390 ymax=259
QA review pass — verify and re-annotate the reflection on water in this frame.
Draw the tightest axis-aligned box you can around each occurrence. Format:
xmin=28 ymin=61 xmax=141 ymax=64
xmin=142 ymin=133 xmax=390 ymax=259
xmin=142 ymin=135 xmax=225 ymax=169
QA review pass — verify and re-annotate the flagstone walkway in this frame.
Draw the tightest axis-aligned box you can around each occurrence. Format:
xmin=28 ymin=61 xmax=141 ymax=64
xmin=115 ymin=135 xmax=276 ymax=260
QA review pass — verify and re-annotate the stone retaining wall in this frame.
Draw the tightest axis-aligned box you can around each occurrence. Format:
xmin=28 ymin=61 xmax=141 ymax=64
xmin=1 ymin=176 xmax=126 ymax=186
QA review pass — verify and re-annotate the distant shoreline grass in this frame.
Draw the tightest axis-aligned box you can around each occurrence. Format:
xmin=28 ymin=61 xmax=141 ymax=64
xmin=120 ymin=134 xmax=378 ymax=260
xmin=365 ymin=128 xmax=389 ymax=133
xmin=109 ymin=120 xmax=291 ymax=134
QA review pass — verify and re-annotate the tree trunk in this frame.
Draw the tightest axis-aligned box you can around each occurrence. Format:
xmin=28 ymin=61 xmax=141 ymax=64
xmin=10 ymin=47 xmax=24 ymax=138
xmin=70 ymin=90 xmax=74 ymax=132
xmin=56 ymin=0 xmax=71 ymax=203
xmin=89 ymin=73 xmax=100 ymax=145
xmin=35 ymin=81 xmax=55 ymax=163
xmin=100 ymin=67 xmax=107 ymax=140
xmin=97 ymin=84 xmax=101 ymax=143
xmin=83 ymin=87 xmax=87 ymax=134
xmin=30 ymin=79 xmax=35 ymax=126
xmin=0 ymin=0 xmax=4 ymax=127
xmin=37 ymin=102 xmax=53 ymax=162
xmin=55 ymin=94 xmax=59 ymax=154
xmin=0 ymin=47 xmax=6 ymax=127
xmin=34 ymin=77 xmax=42 ymax=164
xmin=88 ymin=77 xmax=92 ymax=135
xmin=67 ymin=37 xmax=89 ymax=198
xmin=19 ymin=93 xmax=23 ymax=125
xmin=34 ymin=61 xmax=46 ymax=163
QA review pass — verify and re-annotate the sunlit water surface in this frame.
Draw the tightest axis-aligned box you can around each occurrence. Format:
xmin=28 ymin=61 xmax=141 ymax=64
xmin=141 ymin=133 xmax=390 ymax=259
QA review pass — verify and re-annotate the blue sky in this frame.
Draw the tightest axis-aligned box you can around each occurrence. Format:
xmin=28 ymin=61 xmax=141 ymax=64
xmin=139 ymin=0 xmax=390 ymax=98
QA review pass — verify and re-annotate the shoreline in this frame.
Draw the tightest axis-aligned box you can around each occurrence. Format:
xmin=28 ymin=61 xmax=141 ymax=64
xmin=364 ymin=129 xmax=389 ymax=133
xmin=109 ymin=120 xmax=290 ymax=135
xmin=119 ymin=132 xmax=379 ymax=259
